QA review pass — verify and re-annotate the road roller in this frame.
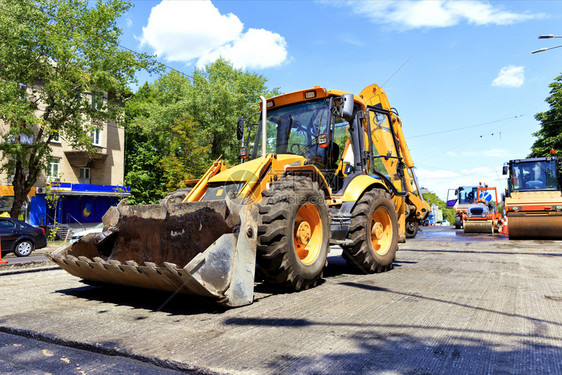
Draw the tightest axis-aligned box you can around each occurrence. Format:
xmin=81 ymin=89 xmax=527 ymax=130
xmin=463 ymin=185 xmax=503 ymax=234
xmin=446 ymin=185 xmax=480 ymax=229
xmin=503 ymin=156 xmax=562 ymax=239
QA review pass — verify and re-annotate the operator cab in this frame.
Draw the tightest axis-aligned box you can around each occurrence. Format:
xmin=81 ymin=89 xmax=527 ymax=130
xmin=244 ymin=97 xmax=352 ymax=192
xmin=505 ymin=158 xmax=560 ymax=192
xmin=239 ymin=88 xmax=407 ymax=196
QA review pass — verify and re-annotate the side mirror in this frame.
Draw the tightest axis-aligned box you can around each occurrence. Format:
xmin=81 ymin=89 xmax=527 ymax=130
xmin=502 ymin=165 xmax=508 ymax=175
xmin=237 ymin=116 xmax=244 ymax=140
xmin=341 ymin=94 xmax=354 ymax=121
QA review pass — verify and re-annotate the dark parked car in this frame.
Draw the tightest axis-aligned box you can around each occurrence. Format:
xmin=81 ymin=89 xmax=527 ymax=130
xmin=0 ymin=217 xmax=47 ymax=257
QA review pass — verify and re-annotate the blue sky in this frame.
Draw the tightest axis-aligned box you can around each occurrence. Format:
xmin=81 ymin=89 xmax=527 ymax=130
xmin=117 ymin=0 xmax=562 ymax=200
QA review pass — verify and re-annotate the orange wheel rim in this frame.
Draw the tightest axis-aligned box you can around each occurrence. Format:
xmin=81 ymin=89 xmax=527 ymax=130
xmin=370 ymin=207 xmax=392 ymax=255
xmin=294 ymin=203 xmax=323 ymax=265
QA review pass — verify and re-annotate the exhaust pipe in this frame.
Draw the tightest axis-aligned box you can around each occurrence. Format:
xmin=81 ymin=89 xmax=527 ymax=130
xmin=261 ymin=95 xmax=267 ymax=157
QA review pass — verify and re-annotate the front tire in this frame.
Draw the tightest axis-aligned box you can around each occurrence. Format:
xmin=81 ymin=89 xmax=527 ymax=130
xmin=455 ymin=216 xmax=462 ymax=229
xmin=14 ymin=240 xmax=34 ymax=257
xmin=342 ymin=189 xmax=398 ymax=273
xmin=257 ymin=176 xmax=330 ymax=290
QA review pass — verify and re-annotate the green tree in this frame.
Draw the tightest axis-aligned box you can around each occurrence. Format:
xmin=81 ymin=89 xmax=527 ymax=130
xmin=124 ymin=71 xmax=194 ymax=204
xmin=124 ymin=60 xmax=279 ymax=204
xmin=159 ymin=115 xmax=211 ymax=190
xmin=185 ymin=58 xmax=281 ymax=165
xmin=0 ymin=0 xmax=158 ymax=218
xmin=530 ymin=74 xmax=562 ymax=158
xmin=422 ymin=191 xmax=455 ymax=224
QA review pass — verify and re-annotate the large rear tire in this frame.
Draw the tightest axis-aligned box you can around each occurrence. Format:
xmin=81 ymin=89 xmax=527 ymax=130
xmin=342 ymin=189 xmax=398 ymax=273
xmin=405 ymin=219 xmax=419 ymax=238
xmin=257 ymin=176 xmax=330 ymax=290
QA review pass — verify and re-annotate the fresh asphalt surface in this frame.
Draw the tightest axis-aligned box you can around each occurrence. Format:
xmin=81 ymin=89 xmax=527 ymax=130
xmin=0 ymin=226 xmax=560 ymax=374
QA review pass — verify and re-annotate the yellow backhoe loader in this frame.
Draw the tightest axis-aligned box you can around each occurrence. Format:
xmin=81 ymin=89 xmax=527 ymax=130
xmin=49 ymin=84 xmax=428 ymax=307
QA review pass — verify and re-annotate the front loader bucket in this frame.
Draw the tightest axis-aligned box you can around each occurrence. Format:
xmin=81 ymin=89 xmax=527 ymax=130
xmin=48 ymin=196 xmax=258 ymax=307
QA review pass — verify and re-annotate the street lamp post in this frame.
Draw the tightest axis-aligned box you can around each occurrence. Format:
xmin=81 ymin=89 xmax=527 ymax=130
xmin=533 ymin=34 xmax=562 ymax=54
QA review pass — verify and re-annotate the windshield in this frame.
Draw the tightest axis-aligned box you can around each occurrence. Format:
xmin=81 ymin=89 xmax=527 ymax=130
xmin=510 ymin=160 xmax=560 ymax=191
xmin=458 ymin=186 xmax=478 ymax=204
xmin=250 ymin=99 xmax=348 ymax=167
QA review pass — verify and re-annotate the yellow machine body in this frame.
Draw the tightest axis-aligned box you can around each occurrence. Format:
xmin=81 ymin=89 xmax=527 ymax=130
xmin=51 ymin=84 xmax=425 ymax=306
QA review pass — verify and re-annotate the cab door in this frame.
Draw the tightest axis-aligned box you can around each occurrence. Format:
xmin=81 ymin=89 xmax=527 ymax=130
xmin=446 ymin=189 xmax=458 ymax=208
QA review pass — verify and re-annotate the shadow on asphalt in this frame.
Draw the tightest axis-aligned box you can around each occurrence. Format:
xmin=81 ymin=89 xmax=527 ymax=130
xmin=260 ymin=331 xmax=560 ymax=374
xmin=56 ymin=284 xmax=228 ymax=315
xmin=54 ymin=258 xmax=402 ymax=314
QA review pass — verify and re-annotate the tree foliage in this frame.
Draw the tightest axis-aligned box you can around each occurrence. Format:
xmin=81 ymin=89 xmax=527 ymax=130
xmin=422 ymin=191 xmax=455 ymax=224
xmin=124 ymin=59 xmax=280 ymax=204
xmin=159 ymin=115 xmax=211 ymax=190
xmin=0 ymin=0 xmax=158 ymax=217
xmin=530 ymin=74 xmax=562 ymax=158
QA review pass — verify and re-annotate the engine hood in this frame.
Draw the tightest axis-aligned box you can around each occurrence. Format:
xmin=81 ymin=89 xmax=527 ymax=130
xmin=208 ymin=154 xmax=306 ymax=184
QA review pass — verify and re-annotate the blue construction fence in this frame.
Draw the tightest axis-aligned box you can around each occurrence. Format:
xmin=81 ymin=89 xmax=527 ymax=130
xmin=29 ymin=183 xmax=130 ymax=226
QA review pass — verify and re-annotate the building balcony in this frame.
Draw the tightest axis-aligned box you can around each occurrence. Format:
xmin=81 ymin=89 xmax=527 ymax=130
xmin=64 ymin=147 xmax=108 ymax=169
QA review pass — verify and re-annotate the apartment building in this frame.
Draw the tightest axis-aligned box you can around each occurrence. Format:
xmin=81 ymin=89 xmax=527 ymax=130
xmin=0 ymin=90 xmax=129 ymax=234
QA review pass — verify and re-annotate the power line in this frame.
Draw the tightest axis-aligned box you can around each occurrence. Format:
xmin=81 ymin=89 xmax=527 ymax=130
xmin=408 ymin=114 xmax=525 ymax=139
xmin=117 ymin=44 xmax=193 ymax=79
xmin=382 ymin=54 xmax=415 ymax=87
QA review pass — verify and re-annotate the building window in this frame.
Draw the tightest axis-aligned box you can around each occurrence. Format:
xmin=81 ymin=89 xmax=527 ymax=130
xmin=92 ymin=128 xmax=101 ymax=146
xmin=91 ymin=92 xmax=103 ymax=110
xmin=18 ymin=83 xmax=27 ymax=101
xmin=48 ymin=158 xmax=60 ymax=180
xmin=50 ymin=131 xmax=60 ymax=143
xmin=19 ymin=133 xmax=34 ymax=145
xmin=79 ymin=167 xmax=90 ymax=180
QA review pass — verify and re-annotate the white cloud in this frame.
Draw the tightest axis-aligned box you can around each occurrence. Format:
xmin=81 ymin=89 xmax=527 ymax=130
xmin=196 ymin=28 xmax=288 ymax=70
xmin=139 ymin=0 xmax=288 ymax=70
xmin=492 ymin=65 xmax=525 ymax=88
xmin=334 ymin=0 xmax=541 ymax=30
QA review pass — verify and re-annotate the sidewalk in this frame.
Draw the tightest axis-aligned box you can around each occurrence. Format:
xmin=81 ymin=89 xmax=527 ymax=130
xmin=34 ymin=241 xmax=67 ymax=254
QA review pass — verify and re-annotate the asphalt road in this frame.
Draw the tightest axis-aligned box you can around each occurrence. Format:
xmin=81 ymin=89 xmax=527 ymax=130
xmin=0 ymin=226 xmax=560 ymax=374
